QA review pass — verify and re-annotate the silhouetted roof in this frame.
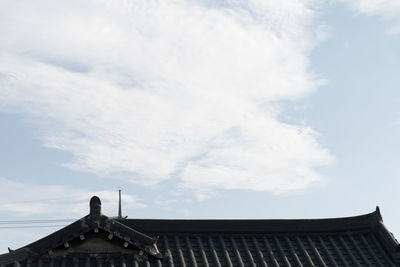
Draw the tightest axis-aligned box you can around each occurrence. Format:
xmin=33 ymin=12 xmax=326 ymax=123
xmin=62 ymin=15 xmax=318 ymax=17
xmin=0 ymin=196 xmax=399 ymax=266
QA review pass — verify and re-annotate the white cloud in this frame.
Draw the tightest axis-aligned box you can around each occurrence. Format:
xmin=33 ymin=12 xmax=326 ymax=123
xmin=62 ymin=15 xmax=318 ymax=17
xmin=341 ymin=0 xmax=400 ymax=34
xmin=0 ymin=177 xmax=145 ymax=217
xmin=0 ymin=0 xmax=332 ymax=196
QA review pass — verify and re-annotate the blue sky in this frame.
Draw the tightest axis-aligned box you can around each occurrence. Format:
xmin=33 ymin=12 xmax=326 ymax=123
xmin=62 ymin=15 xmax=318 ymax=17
xmin=1 ymin=0 xmax=400 ymax=253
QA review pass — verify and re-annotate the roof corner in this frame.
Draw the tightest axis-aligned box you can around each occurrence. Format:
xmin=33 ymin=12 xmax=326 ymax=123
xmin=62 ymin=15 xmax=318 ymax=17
xmin=375 ymin=206 xmax=383 ymax=222
xmin=373 ymin=208 xmax=400 ymax=263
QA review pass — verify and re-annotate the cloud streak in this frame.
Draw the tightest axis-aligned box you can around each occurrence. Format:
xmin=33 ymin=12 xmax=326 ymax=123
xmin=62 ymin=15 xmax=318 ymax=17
xmin=0 ymin=177 xmax=145 ymax=217
xmin=0 ymin=0 xmax=332 ymax=197
xmin=341 ymin=0 xmax=400 ymax=34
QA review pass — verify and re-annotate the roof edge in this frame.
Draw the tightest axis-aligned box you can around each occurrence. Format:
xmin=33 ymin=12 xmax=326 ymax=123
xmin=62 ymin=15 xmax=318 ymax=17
xmin=120 ymin=208 xmax=383 ymax=234
xmin=375 ymin=219 xmax=400 ymax=263
xmin=0 ymin=248 xmax=33 ymax=265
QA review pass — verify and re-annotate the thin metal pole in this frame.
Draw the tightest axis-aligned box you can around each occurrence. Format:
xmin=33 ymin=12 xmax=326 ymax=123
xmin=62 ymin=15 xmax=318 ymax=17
xmin=118 ymin=189 xmax=122 ymax=219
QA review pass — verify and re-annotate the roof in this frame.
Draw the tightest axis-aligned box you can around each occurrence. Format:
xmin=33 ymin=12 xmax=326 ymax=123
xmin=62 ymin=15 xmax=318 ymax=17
xmin=1 ymin=196 xmax=399 ymax=267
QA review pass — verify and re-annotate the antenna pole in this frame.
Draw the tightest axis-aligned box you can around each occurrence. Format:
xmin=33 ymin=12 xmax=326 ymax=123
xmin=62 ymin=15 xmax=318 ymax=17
xmin=118 ymin=188 xmax=122 ymax=219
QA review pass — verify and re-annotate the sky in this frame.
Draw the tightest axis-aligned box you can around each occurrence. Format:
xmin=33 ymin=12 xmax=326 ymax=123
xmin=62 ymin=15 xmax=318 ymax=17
xmin=1 ymin=0 xmax=400 ymax=253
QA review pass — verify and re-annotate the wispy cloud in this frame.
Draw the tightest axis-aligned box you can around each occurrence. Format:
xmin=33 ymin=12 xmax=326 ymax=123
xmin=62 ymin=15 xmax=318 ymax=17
xmin=0 ymin=0 xmax=332 ymax=197
xmin=341 ymin=0 xmax=400 ymax=34
xmin=0 ymin=177 xmax=145 ymax=217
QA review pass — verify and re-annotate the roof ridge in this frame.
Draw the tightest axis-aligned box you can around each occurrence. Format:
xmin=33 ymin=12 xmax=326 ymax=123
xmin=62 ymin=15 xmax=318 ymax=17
xmin=120 ymin=208 xmax=383 ymax=234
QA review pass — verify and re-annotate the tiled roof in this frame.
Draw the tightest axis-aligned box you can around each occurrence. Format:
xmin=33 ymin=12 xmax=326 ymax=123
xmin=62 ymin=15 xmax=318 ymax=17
xmin=0 ymin=196 xmax=399 ymax=267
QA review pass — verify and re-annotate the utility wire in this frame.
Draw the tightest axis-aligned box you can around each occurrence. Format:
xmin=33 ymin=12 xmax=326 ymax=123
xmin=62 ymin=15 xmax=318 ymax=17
xmin=0 ymin=219 xmax=77 ymax=224
xmin=0 ymin=219 xmax=77 ymax=229
xmin=1 ymin=196 xmax=87 ymax=204
xmin=0 ymin=225 xmax=67 ymax=229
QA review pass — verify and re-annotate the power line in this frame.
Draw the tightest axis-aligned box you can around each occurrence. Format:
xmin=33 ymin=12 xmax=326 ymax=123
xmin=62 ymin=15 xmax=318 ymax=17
xmin=1 ymin=196 xmax=88 ymax=205
xmin=0 ymin=219 xmax=77 ymax=224
xmin=0 ymin=225 xmax=67 ymax=229
xmin=0 ymin=219 xmax=76 ymax=229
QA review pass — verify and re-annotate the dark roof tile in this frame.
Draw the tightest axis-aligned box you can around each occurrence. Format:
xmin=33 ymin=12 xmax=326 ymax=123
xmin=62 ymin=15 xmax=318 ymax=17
xmin=1 ymin=197 xmax=399 ymax=267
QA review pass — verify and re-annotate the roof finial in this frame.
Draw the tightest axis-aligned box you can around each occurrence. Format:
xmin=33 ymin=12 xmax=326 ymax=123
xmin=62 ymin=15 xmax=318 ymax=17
xmin=89 ymin=196 xmax=101 ymax=222
xmin=118 ymin=188 xmax=122 ymax=219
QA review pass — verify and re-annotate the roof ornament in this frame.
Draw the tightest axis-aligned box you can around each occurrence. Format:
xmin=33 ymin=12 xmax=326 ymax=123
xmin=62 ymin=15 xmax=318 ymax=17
xmin=89 ymin=196 xmax=102 ymax=223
